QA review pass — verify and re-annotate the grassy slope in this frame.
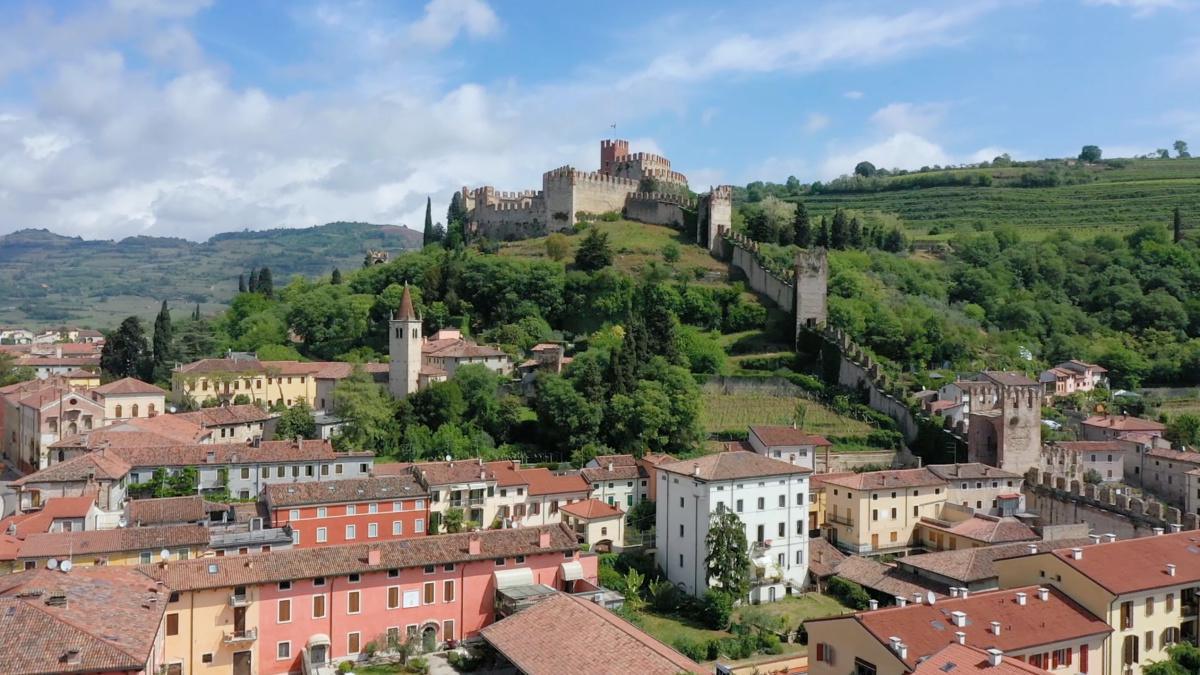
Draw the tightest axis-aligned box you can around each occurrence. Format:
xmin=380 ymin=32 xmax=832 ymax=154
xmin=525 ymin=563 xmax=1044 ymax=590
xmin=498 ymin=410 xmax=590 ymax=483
xmin=797 ymin=159 xmax=1200 ymax=242
xmin=699 ymin=391 xmax=872 ymax=435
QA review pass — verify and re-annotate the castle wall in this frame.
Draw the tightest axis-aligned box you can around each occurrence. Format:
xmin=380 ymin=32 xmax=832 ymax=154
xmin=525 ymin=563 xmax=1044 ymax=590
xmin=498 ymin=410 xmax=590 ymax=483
xmin=570 ymin=171 xmax=638 ymax=219
xmin=623 ymin=192 xmax=693 ymax=228
xmin=795 ymin=249 xmax=828 ymax=330
xmin=1022 ymin=468 xmax=1194 ymax=539
xmin=731 ymin=242 xmax=795 ymax=311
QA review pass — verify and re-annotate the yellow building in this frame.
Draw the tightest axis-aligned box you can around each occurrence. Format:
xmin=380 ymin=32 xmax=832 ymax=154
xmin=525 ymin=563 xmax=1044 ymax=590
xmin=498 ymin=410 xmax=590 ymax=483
xmin=173 ymin=356 xmax=321 ymax=407
xmin=818 ymin=469 xmax=947 ymax=554
xmin=159 ymin=582 xmax=261 ymax=675
xmin=914 ymin=506 xmax=1039 ymax=552
xmin=806 ymin=584 xmax=1111 ymax=675
xmin=14 ymin=523 xmax=210 ymax=569
xmin=997 ymin=531 xmax=1200 ymax=675
xmin=559 ymin=499 xmax=626 ymax=552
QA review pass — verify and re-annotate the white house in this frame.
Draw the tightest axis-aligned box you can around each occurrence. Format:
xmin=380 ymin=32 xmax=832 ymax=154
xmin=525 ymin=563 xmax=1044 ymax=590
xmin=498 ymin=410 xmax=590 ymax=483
xmin=746 ymin=425 xmax=831 ymax=471
xmin=655 ymin=451 xmax=811 ymax=604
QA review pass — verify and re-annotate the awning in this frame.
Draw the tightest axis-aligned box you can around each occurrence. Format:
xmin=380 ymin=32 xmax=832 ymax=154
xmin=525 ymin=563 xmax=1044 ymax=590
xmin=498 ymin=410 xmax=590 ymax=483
xmin=494 ymin=567 xmax=536 ymax=590
xmin=560 ymin=560 xmax=584 ymax=581
xmin=306 ymin=633 xmax=330 ymax=648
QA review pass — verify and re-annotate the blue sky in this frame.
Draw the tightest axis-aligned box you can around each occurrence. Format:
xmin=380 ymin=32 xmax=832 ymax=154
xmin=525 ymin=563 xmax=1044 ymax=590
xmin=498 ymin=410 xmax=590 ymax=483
xmin=0 ymin=0 xmax=1198 ymax=240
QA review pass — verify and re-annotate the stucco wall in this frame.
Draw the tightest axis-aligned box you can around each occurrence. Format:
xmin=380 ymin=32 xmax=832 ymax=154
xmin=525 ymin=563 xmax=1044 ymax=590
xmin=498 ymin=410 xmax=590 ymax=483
xmin=730 ymin=244 xmax=795 ymax=311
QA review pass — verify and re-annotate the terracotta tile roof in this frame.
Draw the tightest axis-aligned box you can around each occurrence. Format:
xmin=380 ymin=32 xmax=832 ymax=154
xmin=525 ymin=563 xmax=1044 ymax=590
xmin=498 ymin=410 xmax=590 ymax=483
xmin=110 ymin=439 xmax=359 ymax=468
xmin=394 ymin=284 xmax=417 ymax=320
xmin=140 ymin=524 xmax=578 ymax=591
xmin=91 ymin=377 xmax=167 ymax=396
xmin=480 ymin=592 xmax=703 ymax=675
xmin=926 ymin=463 xmax=1022 ymax=480
xmin=592 ymin=454 xmax=637 ymax=467
xmin=175 ymin=403 xmax=274 ymax=427
xmin=309 ymin=361 xmax=390 ymax=380
xmin=62 ymin=368 xmax=98 ymax=379
xmin=263 ymin=475 xmax=427 ymax=508
xmin=559 ymin=499 xmax=624 ymax=520
xmin=814 ymin=585 xmax=1111 ymax=668
xmin=833 ymin=556 xmax=945 ymax=600
xmin=126 ymin=496 xmax=217 ymax=526
xmin=919 ymin=516 xmax=1038 ymax=545
xmin=1051 ymin=441 xmax=1129 ymax=453
xmin=808 ymin=537 xmax=848 ymax=578
xmin=411 ymin=459 xmax=497 ymax=486
xmin=419 ymin=364 xmax=449 ymax=377
xmin=899 ymin=539 xmax=1094 ymax=585
xmin=1081 ymin=414 xmax=1165 ymax=432
xmin=423 ymin=338 xmax=508 ymax=359
xmin=0 ymin=493 xmax=98 ymax=543
xmin=18 ymin=523 xmax=210 ymax=559
xmin=15 ymin=356 xmax=101 ymax=367
xmin=913 ymin=643 xmax=1047 ymax=675
xmin=1145 ymin=447 xmax=1200 ymax=463
xmin=519 ymin=467 xmax=590 ymax=495
xmin=639 ymin=453 xmax=676 ymax=466
xmin=0 ymin=567 xmax=166 ymax=675
xmin=981 ymin=371 xmax=1038 ymax=387
xmin=581 ymin=459 xmax=645 ymax=482
xmin=49 ymin=427 xmax=201 ymax=450
xmin=371 ymin=462 xmax=414 ymax=476
xmin=12 ymin=450 xmax=132 ymax=486
xmin=818 ymin=468 xmax=944 ymax=491
xmin=124 ymin=414 xmax=211 ymax=442
xmin=1040 ymin=530 xmax=1200 ymax=594
xmin=658 ymin=450 xmax=811 ymax=481
xmin=175 ymin=358 xmax=323 ymax=375
xmin=928 ymin=400 xmax=961 ymax=413
xmin=749 ymin=425 xmax=833 ymax=447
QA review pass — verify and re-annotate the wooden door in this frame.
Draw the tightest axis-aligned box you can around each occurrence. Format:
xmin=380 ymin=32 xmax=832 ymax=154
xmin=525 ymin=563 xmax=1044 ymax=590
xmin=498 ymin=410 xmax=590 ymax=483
xmin=871 ymin=533 xmax=879 ymax=549
xmin=233 ymin=651 xmax=251 ymax=675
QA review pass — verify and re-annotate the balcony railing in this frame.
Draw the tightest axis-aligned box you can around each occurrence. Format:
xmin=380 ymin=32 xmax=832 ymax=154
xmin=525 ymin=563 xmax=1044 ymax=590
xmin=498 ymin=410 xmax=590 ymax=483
xmin=827 ymin=513 xmax=854 ymax=527
xmin=449 ymin=497 xmax=485 ymax=507
xmin=223 ymin=628 xmax=257 ymax=644
xmin=228 ymin=593 xmax=249 ymax=607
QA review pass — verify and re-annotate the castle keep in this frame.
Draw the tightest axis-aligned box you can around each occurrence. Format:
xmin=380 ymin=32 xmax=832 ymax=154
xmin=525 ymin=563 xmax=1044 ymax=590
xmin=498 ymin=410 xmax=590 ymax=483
xmin=462 ymin=139 xmax=731 ymax=247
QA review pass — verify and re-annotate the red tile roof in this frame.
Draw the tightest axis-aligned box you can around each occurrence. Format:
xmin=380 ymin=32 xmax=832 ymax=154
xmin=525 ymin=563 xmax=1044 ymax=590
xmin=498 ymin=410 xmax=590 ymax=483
xmin=517 ymin=467 xmax=590 ymax=496
xmin=91 ymin=377 xmax=167 ymax=396
xmin=919 ymin=516 xmax=1038 ymax=545
xmin=0 ymin=567 xmax=166 ymax=675
xmin=559 ymin=499 xmax=624 ymax=520
xmin=18 ymin=523 xmax=210 ymax=559
xmin=581 ymin=462 xmax=645 ymax=482
xmin=658 ymin=450 xmax=811 ymax=481
xmin=395 ymin=284 xmax=417 ymax=320
xmin=749 ymin=425 xmax=833 ymax=447
xmin=262 ymin=475 xmax=427 ymax=508
xmin=812 ymin=585 xmax=1111 ymax=668
xmin=1081 ymin=414 xmax=1165 ymax=432
xmin=126 ymin=496 xmax=219 ymax=526
xmin=111 ymin=439 xmax=359 ymax=468
xmin=0 ymin=493 xmax=98 ymax=544
xmin=141 ymin=524 xmax=578 ymax=591
xmin=411 ymin=459 xmax=497 ymax=485
xmin=926 ymin=463 xmax=1022 ymax=480
xmin=12 ymin=450 xmax=132 ymax=486
xmin=1040 ymin=530 xmax=1200 ymax=594
xmin=175 ymin=403 xmax=275 ymax=427
xmin=913 ymin=643 xmax=1046 ymax=675
xmin=481 ymin=593 xmax=703 ymax=675
xmin=832 ymin=555 xmax=945 ymax=600
xmin=423 ymin=338 xmax=508 ymax=359
xmin=899 ymin=538 xmax=1094 ymax=585
xmin=1145 ymin=447 xmax=1200 ymax=463
xmin=808 ymin=537 xmax=849 ymax=579
xmin=818 ymin=468 xmax=944 ymax=490
xmin=1051 ymin=441 xmax=1129 ymax=453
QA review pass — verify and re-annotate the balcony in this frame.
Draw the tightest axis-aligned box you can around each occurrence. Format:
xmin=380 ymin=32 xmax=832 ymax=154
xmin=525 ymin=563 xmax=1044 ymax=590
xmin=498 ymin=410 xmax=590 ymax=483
xmin=223 ymin=628 xmax=257 ymax=644
xmin=449 ymin=497 xmax=485 ymax=508
xmin=229 ymin=593 xmax=249 ymax=607
xmin=827 ymin=513 xmax=854 ymax=527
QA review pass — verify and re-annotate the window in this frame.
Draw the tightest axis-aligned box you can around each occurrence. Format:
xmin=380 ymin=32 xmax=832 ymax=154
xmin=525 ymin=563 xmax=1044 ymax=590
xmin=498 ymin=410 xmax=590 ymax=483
xmin=1145 ymin=630 xmax=1155 ymax=651
xmin=778 ymin=495 xmax=786 ymax=507
xmin=1147 ymin=596 xmax=1155 ymax=616
xmin=444 ymin=580 xmax=455 ymax=602
xmin=348 ymin=632 xmax=361 ymax=655
xmin=316 ymin=527 xmax=327 ymax=543
xmin=679 ymin=524 xmax=684 ymax=538
xmin=276 ymin=466 xmax=285 ymax=478
xmin=679 ymin=554 xmax=684 ymax=568
xmin=202 ymin=654 xmax=213 ymax=664
xmin=348 ymin=591 xmax=361 ymax=614
xmin=317 ymin=507 xmax=327 ymax=518
xmin=166 ymin=613 xmax=179 ymax=636
xmin=757 ymin=497 xmax=765 ymax=510
xmin=388 ymin=568 xmax=400 ymax=578
xmin=393 ymin=501 xmax=403 ymax=512
xmin=388 ymin=587 xmax=400 ymax=609
xmin=756 ymin=524 xmax=765 ymax=543
xmin=348 ymin=573 xmax=360 ymax=583
xmin=815 ymin=643 xmax=834 ymax=665
xmin=240 ymin=467 xmax=250 ymax=479
xmin=415 ymin=519 xmax=424 ymax=533
xmin=1167 ymin=593 xmax=1175 ymax=612
xmin=369 ymin=503 xmax=378 ymax=514
xmin=1121 ymin=601 xmax=1134 ymax=630
xmin=890 ymin=507 xmax=897 ymax=519
xmin=1051 ymin=648 xmax=1072 ymax=669
xmin=444 ymin=563 xmax=456 ymax=571
xmin=872 ymin=509 xmax=878 ymax=522
xmin=368 ymin=523 xmax=378 ymax=538
xmin=278 ymin=581 xmax=291 ymax=591
xmin=796 ymin=550 xmax=804 ymax=564
xmin=444 ymin=619 xmax=456 ymax=642
xmin=853 ymin=657 xmax=877 ymax=675
xmin=495 ymin=558 xmax=505 ymax=567
xmin=423 ymin=582 xmax=436 ymax=604
xmin=277 ymin=642 xmax=291 ymax=660
xmin=424 ymin=564 xmax=436 ymax=574
xmin=736 ymin=499 xmax=743 ymax=512
xmin=913 ymin=505 xmax=919 ymax=517
xmin=347 ymin=504 xmax=357 ymax=516
xmin=277 ymin=599 xmax=291 ymax=623
xmin=679 ymin=497 xmax=684 ymax=508
xmin=346 ymin=524 xmax=356 ymax=540
xmin=796 ymin=520 xmax=804 ymax=535
xmin=312 ymin=595 xmax=326 ymax=618
xmin=778 ymin=522 xmax=785 ymax=537
xmin=393 ymin=520 xmax=403 ymax=535
xmin=513 ymin=557 xmax=523 ymax=565
xmin=140 ymin=551 xmax=153 ymax=564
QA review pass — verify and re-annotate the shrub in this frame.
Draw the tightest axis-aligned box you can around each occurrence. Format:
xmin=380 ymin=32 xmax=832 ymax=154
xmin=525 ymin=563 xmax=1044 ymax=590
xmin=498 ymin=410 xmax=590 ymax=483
xmin=337 ymin=662 xmax=354 ymax=673
xmin=673 ymin=637 xmax=708 ymax=662
xmin=759 ymin=632 xmax=783 ymax=654
xmin=405 ymin=656 xmax=429 ymax=674
xmin=702 ymin=589 xmax=734 ymax=629
xmin=662 ymin=242 xmax=681 ymax=263
xmin=724 ymin=300 xmax=768 ymax=333
xmin=828 ymin=576 xmax=872 ymax=610
xmin=705 ymin=638 xmax=722 ymax=660
xmin=446 ymin=651 xmax=481 ymax=671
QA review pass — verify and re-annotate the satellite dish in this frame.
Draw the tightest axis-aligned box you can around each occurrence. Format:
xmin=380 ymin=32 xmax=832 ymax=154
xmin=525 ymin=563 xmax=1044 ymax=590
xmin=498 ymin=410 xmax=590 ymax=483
xmin=160 ymin=549 xmax=170 ymax=561
xmin=47 ymin=558 xmax=59 ymax=570
xmin=445 ymin=455 xmax=452 ymax=462
xmin=926 ymin=590 xmax=937 ymax=605
xmin=118 ymin=517 xmax=127 ymax=528
xmin=59 ymin=560 xmax=73 ymax=573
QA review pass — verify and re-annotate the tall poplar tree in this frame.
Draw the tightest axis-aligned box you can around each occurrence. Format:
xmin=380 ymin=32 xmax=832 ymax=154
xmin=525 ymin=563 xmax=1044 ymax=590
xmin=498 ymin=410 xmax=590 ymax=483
xmin=423 ymin=197 xmax=434 ymax=247
xmin=151 ymin=300 xmax=173 ymax=381
xmin=792 ymin=201 xmax=812 ymax=247
xmin=257 ymin=267 xmax=274 ymax=298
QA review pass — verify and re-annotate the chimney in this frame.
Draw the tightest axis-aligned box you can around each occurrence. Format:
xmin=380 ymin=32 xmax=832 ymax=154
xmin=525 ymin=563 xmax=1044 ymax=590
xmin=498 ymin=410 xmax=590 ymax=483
xmin=949 ymin=587 xmax=960 ymax=598
xmin=889 ymin=637 xmax=902 ymax=651
xmin=467 ymin=534 xmax=481 ymax=555
xmin=367 ymin=549 xmax=381 ymax=565
xmin=950 ymin=611 xmax=967 ymax=627
xmin=1104 ymin=533 xmax=1117 ymax=543
xmin=898 ymin=644 xmax=908 ymax=660
xmin=1036 ymin=587 xmax=1049 ymax=601
xmin=986 ymin=649 xmax=1003 ymax=667
xmin=1015 ymin=592 xmax=1027 ymax=606
xmin=480 ymin=470 xmax=486 ymax=481
xmin=895 ymin=596 xmax=907 ymax=607
xmin=691 ymin=464 xmax=700 ymax=477
xmin=1171 ymin=523 xmax=1183 ymax=533
xmin=538 ymin=530 xmax=551 ymax=548
xmin=1026 ymin=543 xmax=1038 ymax=555
xmin=1167 ymin=563 xmax=1177 ymax=577
xmin=1088 ymin=534 xmax=1101 ymax=544
xmin=868 ymin=599 xmax=878 ymax=610
xmin=954 ymin=631 xmax=966 ymax=645
xmin=1070 ymin=547 xmax=1083 ymax=560
xmin=607 ymin=462 xmax=613 ymax=472
xmin=511 ymin=459 xmax=520 ymax=470
xmin=990 ymin=621 xmax=1001 ymax=635
xmin=960 ymin=588 xmax=969 ymax=599
xmin=1154 ymin=527 xmax=1165 ymax=536
xmin=913 ymin=592 xmax=923 ymax=605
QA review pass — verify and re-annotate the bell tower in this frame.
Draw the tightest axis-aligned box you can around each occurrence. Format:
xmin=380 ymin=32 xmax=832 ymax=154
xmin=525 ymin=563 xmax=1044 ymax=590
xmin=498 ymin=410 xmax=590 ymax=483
xmin=388 ymin=284 xmax=422 ymax=398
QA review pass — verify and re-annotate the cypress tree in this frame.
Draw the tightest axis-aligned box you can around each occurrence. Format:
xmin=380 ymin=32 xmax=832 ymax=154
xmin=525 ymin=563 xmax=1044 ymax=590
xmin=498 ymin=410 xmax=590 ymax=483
xmin=331 ymin=268 xmax=343 ymax=285
xmin=258 ymin=267 xmax=274 ymax=298
xmin=849 ymin=216 xmax=863 ymax=249
xmin=793 ymin=202 xmax=812 ymax=247
xmin=152 ymin=300 xmax=173 ymax=381
xmin=193 ymin=304 xmax=201 ymax=321
xmin=238 ymin=274 xmax=246 ymax=293
xmin=423 ymin=197 xmax=434 ymax=247
xmin=1174 ymin=206 xmax=1184 ymax=244
xmin=248 ymin=269 xmax=259 ymax=294
xmin=830 ymin=209 xmax=849 ymax=250
xmin=816 ymin=216 xmax=830 ymax=248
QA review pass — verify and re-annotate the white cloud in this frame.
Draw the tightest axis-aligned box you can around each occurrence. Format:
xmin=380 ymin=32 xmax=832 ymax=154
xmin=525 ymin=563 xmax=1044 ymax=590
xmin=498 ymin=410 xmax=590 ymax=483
xmin=869 ymin=102 xmax=949 ymax=135
xmin=21 ymin=133 xmax=72 ymax=161
xmin=804 ymin=113 xmax=830 ymax=133
xmin=843 ymin=90 xmax=864 ymax=100
xmin=1083 ymin=0 xmax=1193 ymax=17
xmin=820 ymin=132 xmax=952 ymax=179
xmin=407 ymin=0 xmax=499 ymax=48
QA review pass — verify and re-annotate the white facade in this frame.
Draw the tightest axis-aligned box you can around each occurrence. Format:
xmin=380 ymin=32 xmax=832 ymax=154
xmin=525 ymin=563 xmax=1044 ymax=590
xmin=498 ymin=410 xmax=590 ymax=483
xmin=387 ymin=314 xmax=421 ymax=399
xmin=655 ymin=466 xmax=809 ymax=604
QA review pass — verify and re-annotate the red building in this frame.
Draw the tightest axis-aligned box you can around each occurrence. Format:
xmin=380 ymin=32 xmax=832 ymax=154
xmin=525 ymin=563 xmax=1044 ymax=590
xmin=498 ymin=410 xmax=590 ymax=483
xmin=262 ymin=475 xmax=429 ymax=548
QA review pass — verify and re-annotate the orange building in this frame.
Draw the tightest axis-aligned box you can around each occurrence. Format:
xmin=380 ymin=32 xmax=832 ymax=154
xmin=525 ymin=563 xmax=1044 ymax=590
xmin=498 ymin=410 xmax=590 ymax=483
xmin=262 ymin=475 xmax=429 ymax=548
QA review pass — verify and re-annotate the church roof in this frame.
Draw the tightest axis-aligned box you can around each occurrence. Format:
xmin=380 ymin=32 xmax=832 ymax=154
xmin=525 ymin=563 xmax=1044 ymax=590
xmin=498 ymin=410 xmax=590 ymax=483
xmin=394 ymin=285 xmax=418 ymax=321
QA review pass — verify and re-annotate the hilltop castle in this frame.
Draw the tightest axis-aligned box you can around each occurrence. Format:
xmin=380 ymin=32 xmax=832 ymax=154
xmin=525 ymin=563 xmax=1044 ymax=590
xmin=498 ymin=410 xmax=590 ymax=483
xmin=461 ymin=139 xmax=733 ymax=251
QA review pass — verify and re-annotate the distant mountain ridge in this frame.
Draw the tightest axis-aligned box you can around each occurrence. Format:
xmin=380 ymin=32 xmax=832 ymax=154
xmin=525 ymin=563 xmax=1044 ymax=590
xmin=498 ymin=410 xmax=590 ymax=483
xmin=0 ymin=221 xmax=421 ymax=327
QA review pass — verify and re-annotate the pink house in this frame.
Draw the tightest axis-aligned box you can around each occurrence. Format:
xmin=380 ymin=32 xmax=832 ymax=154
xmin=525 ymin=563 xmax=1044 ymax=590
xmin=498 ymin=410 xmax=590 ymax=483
xmin=1039 ymin=360 xmax=1108 ymax=398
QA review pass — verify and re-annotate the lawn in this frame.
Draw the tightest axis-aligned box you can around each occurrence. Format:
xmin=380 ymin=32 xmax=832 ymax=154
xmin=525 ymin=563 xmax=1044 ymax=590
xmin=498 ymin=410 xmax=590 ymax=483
xmin=700 ymin=391 xmax=873 ymax=435
xmin=735 ymin=592 xmax=853 ymax=631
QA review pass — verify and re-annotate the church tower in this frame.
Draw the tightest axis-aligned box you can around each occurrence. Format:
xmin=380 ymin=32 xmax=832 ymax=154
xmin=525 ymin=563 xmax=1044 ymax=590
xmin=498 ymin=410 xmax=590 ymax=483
xmin=388 ymin=284 xmax=422 ymax=398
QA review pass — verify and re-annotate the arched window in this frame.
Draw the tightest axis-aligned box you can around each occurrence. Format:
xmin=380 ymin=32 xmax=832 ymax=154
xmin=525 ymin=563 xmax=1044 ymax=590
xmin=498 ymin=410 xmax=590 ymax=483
xmin=148 ymin=404 xmax=156 ymax=417
xmin=131 ymin=404 xmax=139 ymax=418
xmin=47 ymin=418 xmax=58 ymax=432
xmin=115 ymin=404 xmax=123 ymax=418
xmin=67 ymin=422 xmax=77 ymax=436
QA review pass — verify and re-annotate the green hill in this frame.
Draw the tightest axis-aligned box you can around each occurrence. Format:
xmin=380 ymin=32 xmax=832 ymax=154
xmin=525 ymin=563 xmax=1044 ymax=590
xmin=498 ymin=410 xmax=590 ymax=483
xmin=748 ymin=158 xmax=1200 ymax=243
xmin=0 ymin=222 xmax=421 ymax=327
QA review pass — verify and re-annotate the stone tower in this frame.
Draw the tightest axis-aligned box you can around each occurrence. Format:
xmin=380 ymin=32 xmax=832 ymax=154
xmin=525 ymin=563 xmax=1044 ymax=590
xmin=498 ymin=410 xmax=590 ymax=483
xmin=388 ymin=284 xmax=422 ymax=399
xmin=966 ymin=373 xmax=1043 ymax=474
xmin=599 ymin=139 xmax=630 ymax=175
xmin=795 ymin=248 xmax=829 ymax=336
xmin=697 ymin=186 xmax=732 ymax=253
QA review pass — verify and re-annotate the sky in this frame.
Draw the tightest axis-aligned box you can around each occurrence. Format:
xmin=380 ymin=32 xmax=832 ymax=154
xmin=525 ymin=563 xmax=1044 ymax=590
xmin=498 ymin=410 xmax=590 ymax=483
xmin=0 ymin=0 xmax=1198 ymax=241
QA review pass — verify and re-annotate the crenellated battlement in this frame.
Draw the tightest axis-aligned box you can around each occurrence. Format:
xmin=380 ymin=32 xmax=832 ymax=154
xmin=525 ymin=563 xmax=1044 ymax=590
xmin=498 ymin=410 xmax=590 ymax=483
xmin=625 ymin=191 xmax=696 ymax=208
xmin=542 ymin=166 xmax=641 ymax=188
